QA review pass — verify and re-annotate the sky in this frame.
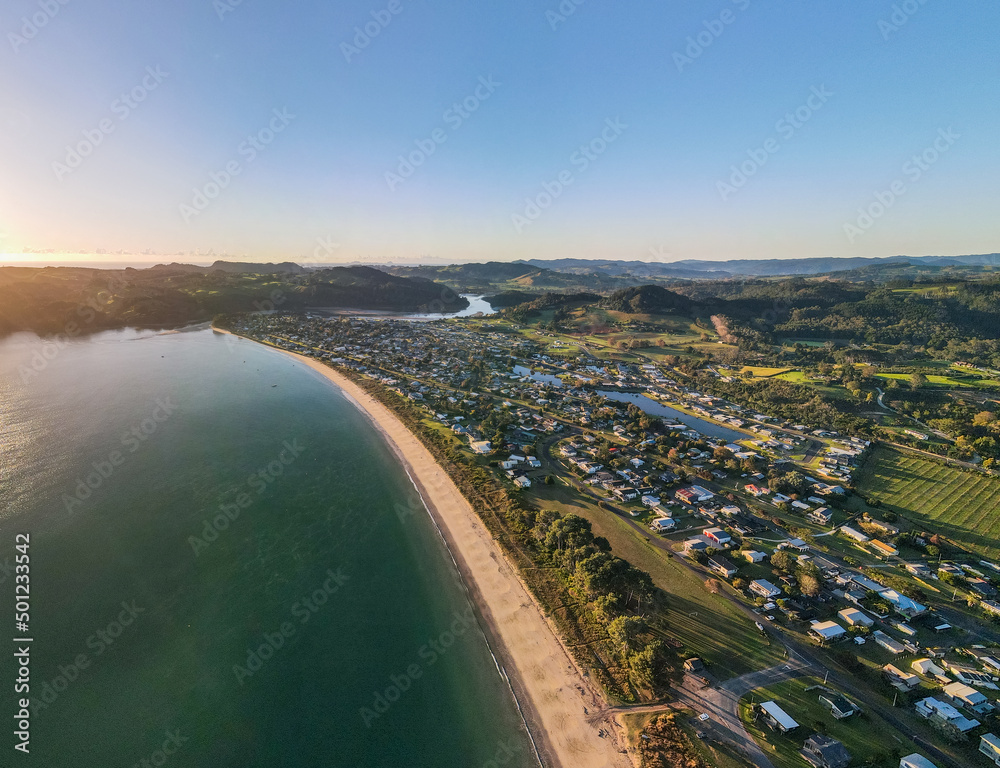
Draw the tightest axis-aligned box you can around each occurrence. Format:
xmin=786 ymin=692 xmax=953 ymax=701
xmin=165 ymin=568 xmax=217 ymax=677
xmin=1 ymin=0 xmax=998 ymax=265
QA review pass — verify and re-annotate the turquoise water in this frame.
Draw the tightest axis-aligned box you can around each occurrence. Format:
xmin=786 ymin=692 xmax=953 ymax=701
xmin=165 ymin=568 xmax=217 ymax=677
xmin=0 ymin=327 xmax=535 ymax=767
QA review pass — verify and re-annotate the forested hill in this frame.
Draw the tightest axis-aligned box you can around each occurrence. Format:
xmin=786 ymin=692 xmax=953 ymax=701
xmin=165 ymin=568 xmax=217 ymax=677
xmin=0 ymin=264 xmax=467 ymax=337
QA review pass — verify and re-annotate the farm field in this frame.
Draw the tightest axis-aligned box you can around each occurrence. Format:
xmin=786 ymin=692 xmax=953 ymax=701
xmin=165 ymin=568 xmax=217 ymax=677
xmin=855 ymin=445 xmax=1000 ymax=560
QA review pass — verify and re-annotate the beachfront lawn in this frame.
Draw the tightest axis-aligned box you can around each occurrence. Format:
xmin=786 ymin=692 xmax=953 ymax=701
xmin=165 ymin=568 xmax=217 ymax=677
xmin=531 ymin=481 xmax=786 ymax=680
xmin=855 ymin=445 xmax=1000 ymax=560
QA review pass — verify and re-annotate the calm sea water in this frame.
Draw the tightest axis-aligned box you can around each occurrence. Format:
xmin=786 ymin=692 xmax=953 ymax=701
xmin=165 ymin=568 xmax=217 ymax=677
xmin=0 ymin=327 xmax=535 ymax=767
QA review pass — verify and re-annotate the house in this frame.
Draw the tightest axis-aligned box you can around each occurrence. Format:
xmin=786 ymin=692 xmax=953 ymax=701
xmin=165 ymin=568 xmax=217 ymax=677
xmin=838 ymin=608 xmax=873 ymax=627
xmin=943 ymin=681 xmax=993 ymax=714
xmin=744 ymin=484 xmax=769 ymax=497
xmin=810 ymin=620 xmax=847 ymax=644
xmin=684 ymin=538 xmax=709 ymax=554
xmin=703 ymin=527 xmax=732 ymax=546
xmin=742 ymin=550 xmax=767 ymax=563
xmin=708 ymin=556 xmax=738 ymax=578
xmin=914 ymin=697 xmax=980 ymax=734
xmin=899 ymin=755 xmax=939 ymax=768
xmin=980 ymin=733 xmax=1000 ymax=766
xmin=650 ymin=517 xmax=676 ymax=533
xmin=840 ymin=525 xmax=870 ymax=543
xmin=808 ymin=507 xmax=834 ymax=526
xmin=818 ymin=692 xmax=858 ymax=719
xmin=899 ymin=752 xmax=937 ymax=768
xmin=911 ymin=658 xmax=947 ymax=679
xmin=470 ymin=440 xmax=492 ymax=454
xmin=869 ymin=540 xmax=899 ymax=558
xmin=758 ymin=701 xmax=799 ymax=733
xmin=884 ymin=664 xmax=920 ymax=689
xmin=882 ymin=590 xmax=927 ymax=618
xmin=801 ymin=734 xmax=851 ymax=768
xmin=641 ymin=494 xmax=661 ymax=508
xmin=682 ymin=657 xmax=704 ymax=672
xmin=750 ymin=579 xmax=782 ymax=599
xmin=872 ymin=631 xmax=906 ymax=655
xmin=904 ymin=562 xmax=931 ymax=578
xmin=500 ymin=459 xmax=519 ymax=470
xmin=526 ymin=456 xmax=541 ymax=468
xmin=513 ymin=476 xmax=531 ymax=489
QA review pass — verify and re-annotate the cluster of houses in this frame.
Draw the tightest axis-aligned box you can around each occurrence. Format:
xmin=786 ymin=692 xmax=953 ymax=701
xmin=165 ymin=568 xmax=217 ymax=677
xmin=236 ymin=312 xmax=1000 ymax=767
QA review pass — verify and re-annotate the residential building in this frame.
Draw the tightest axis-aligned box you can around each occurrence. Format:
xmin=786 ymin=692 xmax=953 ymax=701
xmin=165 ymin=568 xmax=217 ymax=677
xmin=750 ymin=579 xmax=782 ymax=599
xmin=980 ymin=733 xmax=1000 ymax=766
xmin=810 ymin=620 xmax=847 ymax=644
xmin=943 ymin=681 xmax=993 ymax=714
xmin=838 ymin=608 xmax=873 ymax=627
xmin=899 ymin=755 xmax=938 ymax=768
xmin=703 ymin=527 xmax=731 ymax=546
xmin=914 ymin=697 xmax=980 ymax=735
xmin=758 ymin=701 xmax=798 ymax=733
xmin=801 ymin=734 xmax=851 ymax=768
xmin=818 ymin=692 xmax=858 ymax=720
xmin=899 ymin=754 xmax=939 ymax=768
xmin=808 ymin=507 xmax=834 ymax=526
xmin=872 ymin=630 xmax=906 ymax=655
xmin=708 ymin=556 xmax=737 ymax=578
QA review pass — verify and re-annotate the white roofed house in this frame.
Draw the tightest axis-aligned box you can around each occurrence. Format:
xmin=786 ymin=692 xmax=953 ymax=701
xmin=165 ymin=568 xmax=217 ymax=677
xmin=809 ymin=620 xmax=847 ymax=645
xmin=757 ymin=700 xmax=799 ymax=733
xmin=838 ymin=607 xmax=873 ymax=627
xmin=943 ymin=681 xmax=994 ymax=715
xmin=980 ymin=733 xmax=1000 ymax=766
xmin=750 ymin=579 xmax=782 ymax=599
xmin=899 ymin=755 xmax=940 ymax=768
xmin=914 ymin=697 xmax=980 ymax=736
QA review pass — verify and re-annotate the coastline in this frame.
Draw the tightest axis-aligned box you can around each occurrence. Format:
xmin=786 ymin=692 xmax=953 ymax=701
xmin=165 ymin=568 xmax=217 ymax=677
xmin=216 ymin=328 xmax=634 ymax=768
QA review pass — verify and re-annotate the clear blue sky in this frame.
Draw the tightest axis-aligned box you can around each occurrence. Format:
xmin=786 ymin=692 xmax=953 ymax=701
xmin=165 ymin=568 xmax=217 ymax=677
xmin=1 ymin=0 xmax=998 ymax=263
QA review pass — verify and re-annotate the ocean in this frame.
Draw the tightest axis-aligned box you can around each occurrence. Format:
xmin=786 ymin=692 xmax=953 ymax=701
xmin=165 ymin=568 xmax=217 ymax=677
xmin=0 ymin=327 xmax=535 ymax=767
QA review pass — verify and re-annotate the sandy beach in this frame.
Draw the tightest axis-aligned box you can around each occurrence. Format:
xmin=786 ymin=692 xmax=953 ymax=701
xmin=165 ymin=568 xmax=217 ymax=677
xmin=219 ymin=329 xmax=633 ymax=768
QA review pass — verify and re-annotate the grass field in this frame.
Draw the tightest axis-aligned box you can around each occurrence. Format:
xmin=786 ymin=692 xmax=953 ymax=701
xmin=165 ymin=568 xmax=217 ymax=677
xmin=531 ymin=481 xmax=785 ymax=680
xmin=855 ymin=445 xmax=1000 ymax=560
xmin=739 ymin=366 xmax=794 ymax=377
xmin=740 ymin=677 xmax=922 ymax=768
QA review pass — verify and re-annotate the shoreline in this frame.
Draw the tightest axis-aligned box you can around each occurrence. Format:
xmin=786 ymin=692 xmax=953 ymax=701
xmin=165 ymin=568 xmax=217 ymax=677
xmin=216 ymin=327 xmax=633 ymax=768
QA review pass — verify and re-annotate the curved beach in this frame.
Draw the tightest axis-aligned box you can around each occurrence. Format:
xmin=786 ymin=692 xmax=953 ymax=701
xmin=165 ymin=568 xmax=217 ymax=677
xmin=221 ymin=329 xmax=633 ymax=768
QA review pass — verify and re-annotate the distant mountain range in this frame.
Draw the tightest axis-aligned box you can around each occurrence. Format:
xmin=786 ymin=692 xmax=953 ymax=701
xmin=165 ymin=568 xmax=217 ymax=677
xmin=520 ymin=254 xmax=1000 ymax=278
